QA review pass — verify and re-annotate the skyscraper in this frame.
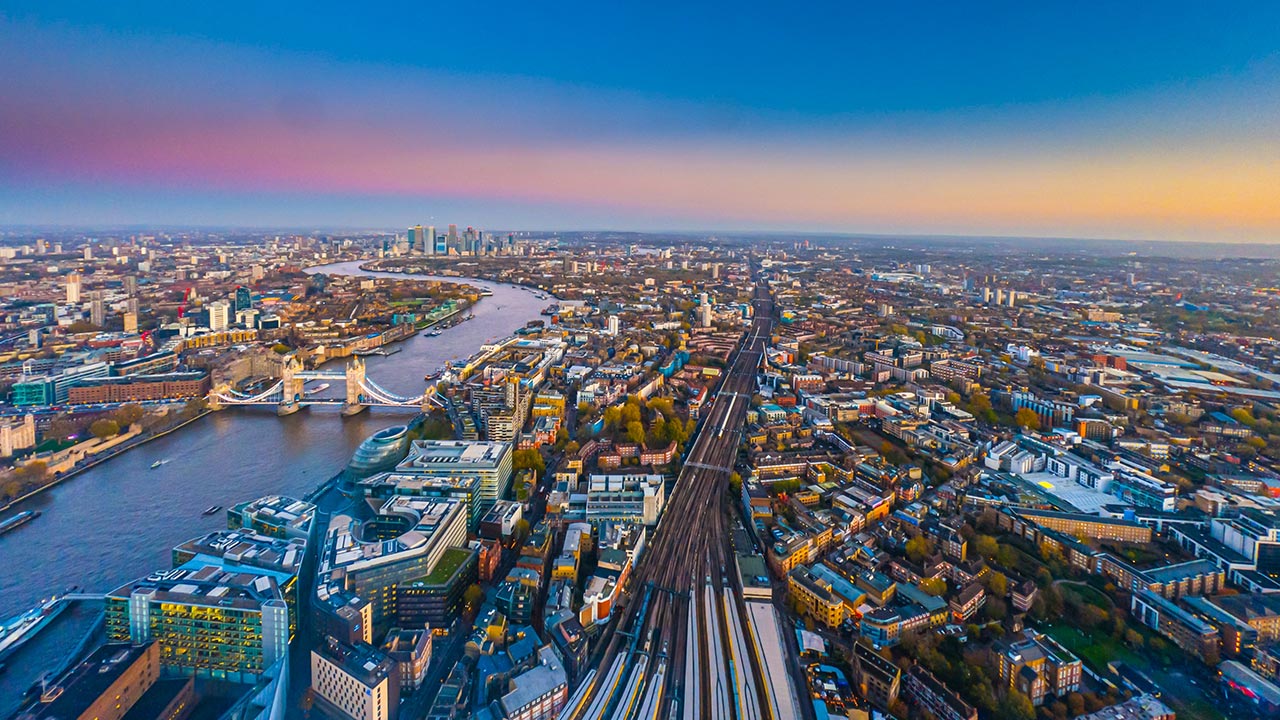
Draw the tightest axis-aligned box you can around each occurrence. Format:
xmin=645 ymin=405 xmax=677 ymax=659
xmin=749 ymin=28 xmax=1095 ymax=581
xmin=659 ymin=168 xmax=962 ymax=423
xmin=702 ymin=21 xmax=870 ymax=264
xmin=90 ymin=291 xmax=105 ymax=327
xmin=425 ymin=225 xmax=436 ymax=255
xmin=66 ymin=273 xmax=82 ymax=304
xmin=408 ymin=225 xmax=424 ymax=253
xmin=208 ymin=300 xmax=231 ymax=332
xmin=235 ymin=286 xmax=253 ymax=312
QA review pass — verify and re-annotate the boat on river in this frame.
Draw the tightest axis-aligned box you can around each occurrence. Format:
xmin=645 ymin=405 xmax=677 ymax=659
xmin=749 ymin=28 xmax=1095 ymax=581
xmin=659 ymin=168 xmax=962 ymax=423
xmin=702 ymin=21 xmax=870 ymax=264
xmin=150 ymin=459 xmax=169 ymax=469
xmin=0 ymin=511 xmax=39 ymax=536
xmin=0 ymin=597 xmax=65 ymax=659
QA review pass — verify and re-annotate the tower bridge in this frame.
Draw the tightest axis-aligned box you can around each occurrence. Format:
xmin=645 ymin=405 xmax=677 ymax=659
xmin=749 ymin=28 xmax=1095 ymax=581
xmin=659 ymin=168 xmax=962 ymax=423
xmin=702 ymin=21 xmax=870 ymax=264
xmin=208 ymin=356 xmax=444 ymax=416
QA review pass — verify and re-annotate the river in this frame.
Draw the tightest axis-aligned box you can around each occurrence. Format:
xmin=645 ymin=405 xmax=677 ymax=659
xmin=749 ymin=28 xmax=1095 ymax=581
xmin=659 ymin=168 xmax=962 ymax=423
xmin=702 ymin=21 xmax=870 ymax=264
xmin=0 ymin=260 xmax=548 ymax=708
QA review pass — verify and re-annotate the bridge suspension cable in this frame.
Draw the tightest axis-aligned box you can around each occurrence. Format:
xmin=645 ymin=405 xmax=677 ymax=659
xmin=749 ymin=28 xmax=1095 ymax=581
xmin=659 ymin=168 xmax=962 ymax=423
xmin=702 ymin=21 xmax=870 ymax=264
xmin=212 ymin=380 xmax=284 ymax=404
xmin=357 ymin=377 xmax=426 ymax=406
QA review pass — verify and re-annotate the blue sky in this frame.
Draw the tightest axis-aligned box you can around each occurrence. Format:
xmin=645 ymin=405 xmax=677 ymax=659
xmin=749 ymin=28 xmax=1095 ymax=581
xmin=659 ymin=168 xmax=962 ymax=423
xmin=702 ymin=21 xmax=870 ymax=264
xmin=1 ymin=2 xmax=1277 ymax=240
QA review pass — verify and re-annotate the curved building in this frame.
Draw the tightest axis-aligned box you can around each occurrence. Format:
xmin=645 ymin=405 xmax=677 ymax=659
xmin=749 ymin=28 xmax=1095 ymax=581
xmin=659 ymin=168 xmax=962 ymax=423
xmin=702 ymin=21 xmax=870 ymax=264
xmin=346 ymin=425 xmax=410 ymax=480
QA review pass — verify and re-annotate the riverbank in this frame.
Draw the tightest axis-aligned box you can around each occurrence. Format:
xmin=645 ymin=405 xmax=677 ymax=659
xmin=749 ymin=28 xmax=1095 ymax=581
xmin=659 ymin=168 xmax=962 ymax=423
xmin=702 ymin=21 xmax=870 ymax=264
xmin=0 ymin=409 xmax=212 ymax=515
xmin=357 ymin=260 xmax=564 ymax=302
xmin=0 ymin=258 xmax=548 ymax=627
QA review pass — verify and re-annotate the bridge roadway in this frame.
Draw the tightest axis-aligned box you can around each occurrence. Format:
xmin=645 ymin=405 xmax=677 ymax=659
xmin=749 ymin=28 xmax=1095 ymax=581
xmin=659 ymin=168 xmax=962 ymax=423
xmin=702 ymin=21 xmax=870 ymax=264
xmin=561 ymin=281 xmax=776 ymax=720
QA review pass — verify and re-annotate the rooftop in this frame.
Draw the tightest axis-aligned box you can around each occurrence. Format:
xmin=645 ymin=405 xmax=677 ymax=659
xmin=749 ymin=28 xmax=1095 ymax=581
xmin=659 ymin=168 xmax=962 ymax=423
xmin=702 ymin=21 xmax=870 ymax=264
xmin=398 ymin=439 xmax=512 ymax=471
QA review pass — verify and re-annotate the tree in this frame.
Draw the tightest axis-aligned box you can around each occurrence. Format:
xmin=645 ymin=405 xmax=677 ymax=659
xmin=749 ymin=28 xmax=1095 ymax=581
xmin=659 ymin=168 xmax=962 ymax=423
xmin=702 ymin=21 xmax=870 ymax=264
xmin=462 ymin=584 xmax=485 ymax=616
xmin=984 ymin=596 xmax=1008 ymax=621
xmin=89 ymin=419 xmax=120 ymax=439
xmin=974 ymin=535 xmax=999 ymax=560
xmin=513 ymin=449 xmax=545 ymax=475
xmin=1124 ymin=628 xmax=1144 ymax=649
xmin=905 ymin=536 xmax=934 ymax=564
xmin=113 ymin=403 xmax=146 ymax=427
xmin=998 ymin=690 xmax=1036 ymax=720
xmin=649 ymin=415 xmax=668 ymax=445
xmin=1231 ymin=407 xmax=1258 ymax=426
xmin=728 ymin=472 xmax=743 ymax=494
xmin=920 ymin=577 xmax=947 ymax=596
xmin=984 ymin=571 xmax=1009 ymax=597
xmin=626 ymin=421 xmax=646 ymax=445
xmin=1014 ymin=408 xmax=1040 ymax=431
xmin=514 ymin=518 xmax=531 ymax=540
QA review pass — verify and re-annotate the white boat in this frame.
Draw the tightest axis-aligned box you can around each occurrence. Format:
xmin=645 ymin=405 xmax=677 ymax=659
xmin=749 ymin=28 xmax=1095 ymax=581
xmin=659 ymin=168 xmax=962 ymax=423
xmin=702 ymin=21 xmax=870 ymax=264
xmin=0 ymin=598 xmax=64 ymax=658
xmin=305 ymin=382 xmax=331 ymax=395
xmin=150 ymin=459 xmax=169 ymax=469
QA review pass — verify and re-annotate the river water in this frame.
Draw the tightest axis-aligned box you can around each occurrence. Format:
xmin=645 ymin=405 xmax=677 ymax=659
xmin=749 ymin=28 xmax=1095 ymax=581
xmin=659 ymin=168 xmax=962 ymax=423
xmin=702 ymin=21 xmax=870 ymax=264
xmin=0 ymin=260 xmax=548 ymax=707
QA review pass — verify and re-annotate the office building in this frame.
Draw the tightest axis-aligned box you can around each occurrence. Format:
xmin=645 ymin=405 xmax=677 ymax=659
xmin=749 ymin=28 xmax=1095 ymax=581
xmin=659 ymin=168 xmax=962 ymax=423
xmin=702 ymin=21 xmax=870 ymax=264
xmin=227 ymin=495 xmax=316 ymax=540
xmin=315 ymin=495 xmax=469 ymax=628
xmin=383 ymin=626 xmax=432 ymax=692
xmin=358 ymin=471 xmax=485 ymax=531
xmin=311 ymin=637 xmax=401 ymax=720
xmin=395 ymin=439 xmax=514 ymax=514
xmin=234 ymin=286 xmax=253 ymax=312
xmin=105 ymin=565 xmax=292 ymax=682
xmin=12 ymin=361 xmax=110 ymax=406
xmin=584 ymin=474 xmax=666 ymax=526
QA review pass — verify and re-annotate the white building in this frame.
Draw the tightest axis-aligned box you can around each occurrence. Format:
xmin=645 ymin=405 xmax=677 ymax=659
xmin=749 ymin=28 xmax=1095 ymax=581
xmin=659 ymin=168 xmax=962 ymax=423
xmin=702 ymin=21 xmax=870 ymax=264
xmin=311 ymin=639 xmax=399 ymax=720
xmin=396 ymin=439 xmax=514 ymax=513
xmin=586 ymin=474 xmax=667 ymax=526
xmin=208 ymin=300 xmax=231 ymax=332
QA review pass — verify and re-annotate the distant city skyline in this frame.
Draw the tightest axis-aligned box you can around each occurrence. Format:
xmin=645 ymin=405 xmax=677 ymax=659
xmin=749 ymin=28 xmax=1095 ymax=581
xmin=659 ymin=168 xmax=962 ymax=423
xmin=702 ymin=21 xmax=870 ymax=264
xmin=1 ymin=3 xmax=1278 ymax=242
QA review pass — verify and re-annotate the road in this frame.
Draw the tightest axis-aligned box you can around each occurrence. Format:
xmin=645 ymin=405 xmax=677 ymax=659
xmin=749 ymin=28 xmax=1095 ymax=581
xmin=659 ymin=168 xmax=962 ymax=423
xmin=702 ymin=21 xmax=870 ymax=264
xmin=561 ymin=277 xmax=782 ymax=720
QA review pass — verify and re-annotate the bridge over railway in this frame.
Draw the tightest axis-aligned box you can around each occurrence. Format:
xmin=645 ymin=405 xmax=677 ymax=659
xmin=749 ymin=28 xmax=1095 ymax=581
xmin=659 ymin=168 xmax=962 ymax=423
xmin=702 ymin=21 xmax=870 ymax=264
xmin=208 ymin=356 xmax=444 ymax=416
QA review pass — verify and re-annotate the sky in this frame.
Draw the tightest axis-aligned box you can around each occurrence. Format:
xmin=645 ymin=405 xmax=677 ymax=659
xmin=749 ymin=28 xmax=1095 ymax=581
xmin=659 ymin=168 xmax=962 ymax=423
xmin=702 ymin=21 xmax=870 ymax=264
xmin=0 ymin=3 xmax=1278 ymax=242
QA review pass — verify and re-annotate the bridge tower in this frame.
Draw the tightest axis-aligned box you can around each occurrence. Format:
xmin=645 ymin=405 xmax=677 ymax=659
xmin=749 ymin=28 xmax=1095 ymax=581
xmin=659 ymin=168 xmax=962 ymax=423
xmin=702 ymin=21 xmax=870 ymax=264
xmin=341 ymin=356 xmax=368 ymax=416
xmin=278 ymin=356 xmax=306 ymax=416
xmin=420 ymin=384 xmax=439 ymax=412
xmin=207 ymin=381 xmax=231 ymax=411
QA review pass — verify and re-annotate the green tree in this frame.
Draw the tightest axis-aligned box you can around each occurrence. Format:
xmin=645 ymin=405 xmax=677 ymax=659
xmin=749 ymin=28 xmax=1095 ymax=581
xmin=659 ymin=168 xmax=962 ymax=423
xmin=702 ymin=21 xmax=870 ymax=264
xmin=984 ymin=571 xmax=1008 ymax=597
xmin=89 ymin=419 xmax=120 ymax=439
xmin=998 ymin=690 xmax=1036 ymax=720
xmin=626 ymin=421 xmax=646 ymax=445
xmin=905 ymin=536 xmax=934 ymax=564
xmin=1231 ymin=407 xmax=1257 ymax=426
xmin=974 ymin=535 xmax=999 ymax=560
